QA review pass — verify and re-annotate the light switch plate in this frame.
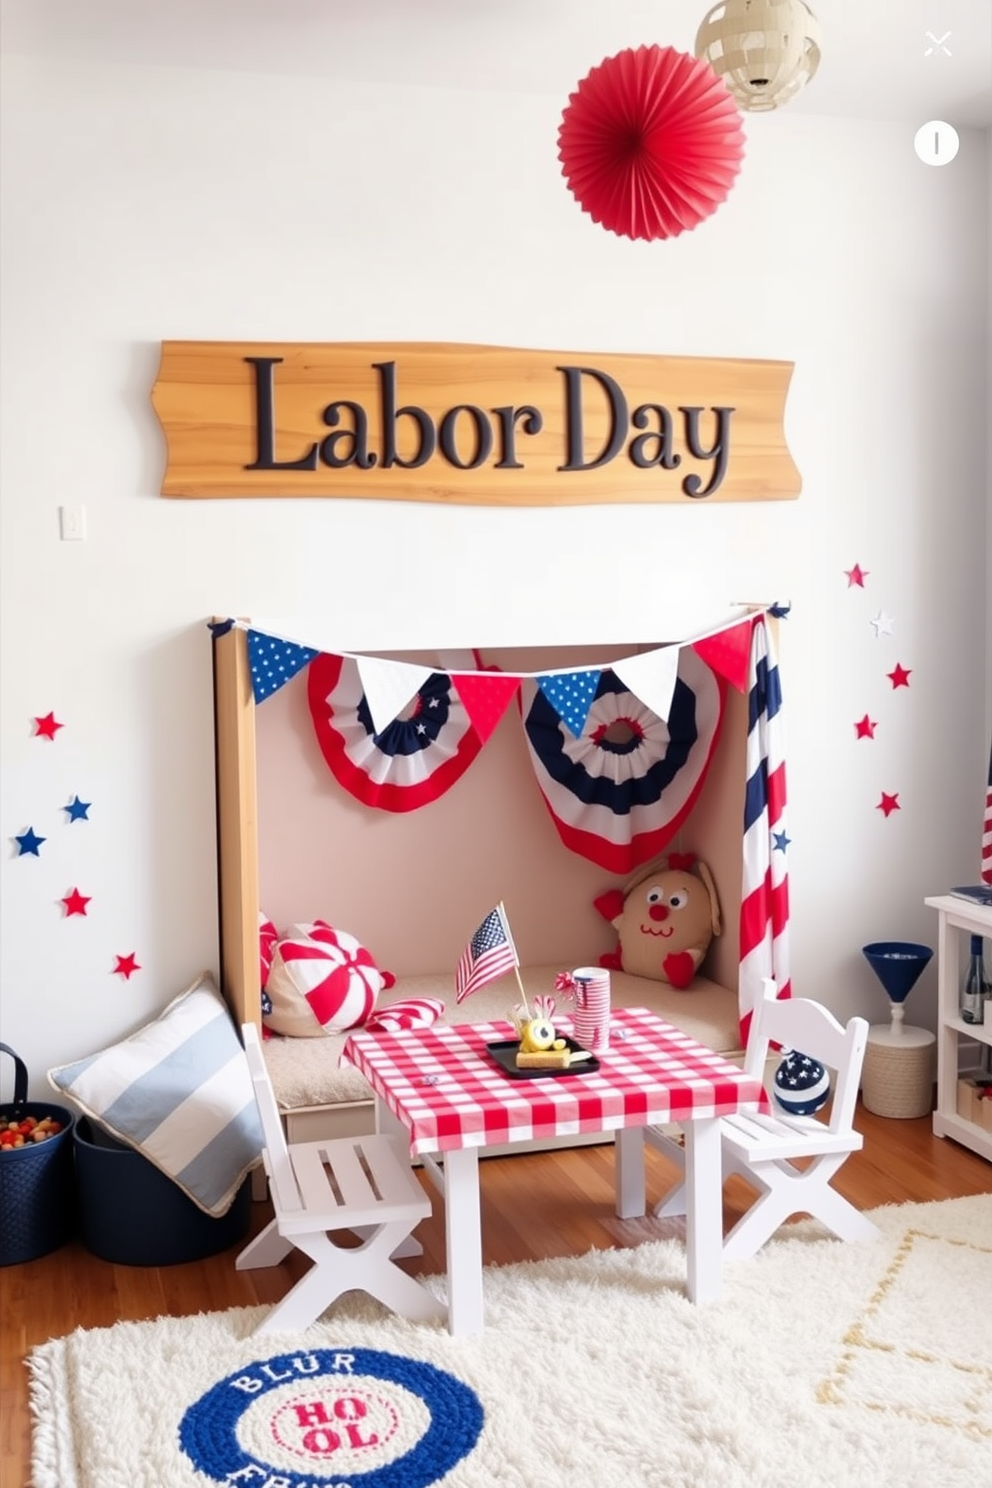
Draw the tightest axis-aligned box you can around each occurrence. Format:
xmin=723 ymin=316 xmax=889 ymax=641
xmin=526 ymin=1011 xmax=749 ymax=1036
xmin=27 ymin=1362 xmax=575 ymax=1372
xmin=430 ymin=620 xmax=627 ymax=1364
xmin=59 ymin=505 xmax=87 ymax=541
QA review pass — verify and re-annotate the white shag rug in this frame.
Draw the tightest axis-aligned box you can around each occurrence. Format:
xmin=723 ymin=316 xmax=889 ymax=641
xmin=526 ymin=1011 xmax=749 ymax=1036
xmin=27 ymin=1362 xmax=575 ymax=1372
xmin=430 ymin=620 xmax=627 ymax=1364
xmin=28 ymin=1195 xmax=992 ymax=1488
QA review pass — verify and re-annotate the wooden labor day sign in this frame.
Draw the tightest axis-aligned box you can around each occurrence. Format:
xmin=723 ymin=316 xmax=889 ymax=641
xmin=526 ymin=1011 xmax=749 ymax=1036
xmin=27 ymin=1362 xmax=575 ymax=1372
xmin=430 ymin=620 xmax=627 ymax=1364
xmin=151 ymin=341 xmax=801 ymax=506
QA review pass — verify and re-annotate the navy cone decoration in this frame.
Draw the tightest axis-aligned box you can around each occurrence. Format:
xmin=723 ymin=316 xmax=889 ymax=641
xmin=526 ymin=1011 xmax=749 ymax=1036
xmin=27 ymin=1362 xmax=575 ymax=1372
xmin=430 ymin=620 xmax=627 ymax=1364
xmin=862 ymin=940 xmax=933 ymax=1035
xmin=862 ymin=941 xmax=933 ymax=1004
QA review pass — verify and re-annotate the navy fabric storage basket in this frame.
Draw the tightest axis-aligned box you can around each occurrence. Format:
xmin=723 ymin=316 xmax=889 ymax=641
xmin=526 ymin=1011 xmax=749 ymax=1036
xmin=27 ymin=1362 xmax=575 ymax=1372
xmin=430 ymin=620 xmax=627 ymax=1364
xmin=73 ymin=1118 xmax=250 ymax=1265
xmin=0 ymin=1043 xmax=76 ymax=1265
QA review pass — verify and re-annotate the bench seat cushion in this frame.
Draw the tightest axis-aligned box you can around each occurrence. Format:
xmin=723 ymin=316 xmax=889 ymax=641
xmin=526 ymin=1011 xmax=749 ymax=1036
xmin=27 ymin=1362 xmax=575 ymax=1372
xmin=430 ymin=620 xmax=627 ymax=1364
xmin=263 ymin=963 xmax=740 ymax=1112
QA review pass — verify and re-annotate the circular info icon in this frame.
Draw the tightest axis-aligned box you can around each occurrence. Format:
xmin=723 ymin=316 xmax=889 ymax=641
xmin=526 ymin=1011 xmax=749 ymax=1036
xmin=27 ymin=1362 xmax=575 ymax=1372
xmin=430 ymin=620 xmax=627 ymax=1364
xmin=914 ymin=120 xmax=960 ymax=166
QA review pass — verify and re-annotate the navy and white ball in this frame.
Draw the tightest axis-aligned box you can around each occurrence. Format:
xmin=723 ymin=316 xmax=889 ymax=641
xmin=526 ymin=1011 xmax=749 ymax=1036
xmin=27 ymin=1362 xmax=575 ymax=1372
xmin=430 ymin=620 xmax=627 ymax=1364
xmin=773 ymin=1050 xmax=830 ymax=1115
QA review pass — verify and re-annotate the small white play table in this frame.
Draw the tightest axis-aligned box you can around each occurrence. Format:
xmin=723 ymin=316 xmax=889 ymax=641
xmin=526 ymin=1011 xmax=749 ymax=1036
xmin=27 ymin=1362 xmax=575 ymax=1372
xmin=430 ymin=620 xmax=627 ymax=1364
xmin=341 ymin=1005 xmax=769 ymax=1336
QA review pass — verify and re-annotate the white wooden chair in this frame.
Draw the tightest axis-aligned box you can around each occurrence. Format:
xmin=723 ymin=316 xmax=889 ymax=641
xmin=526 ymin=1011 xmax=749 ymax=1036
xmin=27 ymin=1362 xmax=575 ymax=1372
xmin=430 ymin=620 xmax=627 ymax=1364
xmin=647 ymin=980 xmax=880 ymax=1261
xmin=236 ymin=1023 xmax=444 ymax=1333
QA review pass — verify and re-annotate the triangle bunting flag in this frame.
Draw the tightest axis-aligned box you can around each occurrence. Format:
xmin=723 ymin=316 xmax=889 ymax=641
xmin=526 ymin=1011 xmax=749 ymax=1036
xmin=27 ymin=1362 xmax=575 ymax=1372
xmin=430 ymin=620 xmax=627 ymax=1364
xmin=537 ymin=670 xmax=601 ymax=738
xmin=692 ymin=618 xmax=755 ymax=693
xmin=451 ymin=671 xmax=522 ymax=745
xmin=247 ymin=630 xmax=319 ymax=703
xmin=610 ymin=646 xmax=681 ymax=721
xmin=356 ymin=656 xmax=434 ymax=737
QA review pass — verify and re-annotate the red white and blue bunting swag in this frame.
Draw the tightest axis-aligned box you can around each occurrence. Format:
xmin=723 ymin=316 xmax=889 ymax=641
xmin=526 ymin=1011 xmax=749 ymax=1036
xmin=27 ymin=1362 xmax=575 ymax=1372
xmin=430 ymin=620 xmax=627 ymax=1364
xmin=221 ymin=608 xmax=780 ymax=875
xmin=306 ymin=651 xmax=484 ymax=813
xmin=519 ymin=647 xmax=724 ymax=874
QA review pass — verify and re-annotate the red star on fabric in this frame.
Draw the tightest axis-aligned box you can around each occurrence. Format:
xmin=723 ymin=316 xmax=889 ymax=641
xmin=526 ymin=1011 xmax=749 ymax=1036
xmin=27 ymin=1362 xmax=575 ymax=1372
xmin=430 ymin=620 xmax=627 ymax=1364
xmin=62 ymin=887 xmax=91 ymax=916
xmin=844 ymin=564 xmax=868 ymax=588
xmin=887 ymin=663 xmax=911 ymax=689
xmin=34 ymin=712 xmax=64 ymax=740
xmin=113 ymin=953 xmax=141 ymax=979
xmin=855 ymin=715 xmax=877 ymax=739
xmin=876 ymin=792 xmax=900 ymax=818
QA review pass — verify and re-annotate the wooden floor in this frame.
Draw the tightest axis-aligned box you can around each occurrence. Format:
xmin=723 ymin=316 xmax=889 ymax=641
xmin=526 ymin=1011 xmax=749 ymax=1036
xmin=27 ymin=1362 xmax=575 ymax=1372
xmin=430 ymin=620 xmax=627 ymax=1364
xmin=2 ymin=1104 xmax=990 ymax=1487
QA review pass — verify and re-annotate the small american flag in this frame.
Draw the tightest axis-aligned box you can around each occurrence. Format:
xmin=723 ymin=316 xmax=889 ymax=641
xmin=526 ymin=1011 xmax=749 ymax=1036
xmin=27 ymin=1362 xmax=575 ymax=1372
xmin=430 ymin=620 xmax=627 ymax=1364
xmin=455 ymin=903 xmax=518 ymax=1003
xmin=982 ymin=738 xmax=992 ymax=886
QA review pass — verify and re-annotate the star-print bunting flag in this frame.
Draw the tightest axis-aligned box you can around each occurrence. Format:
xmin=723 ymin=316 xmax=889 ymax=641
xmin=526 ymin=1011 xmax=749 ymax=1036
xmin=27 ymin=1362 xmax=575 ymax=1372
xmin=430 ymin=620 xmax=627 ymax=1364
xmin=15 ymin=828 xmax=45 ymax=856
xmin=450 ymin=671 xmax=521 ymax=745
xmin=455 ymin=903 xmax=518 ymax=1003
xmin=739 ymin=614 xmax=791 ymax=1043
xmin=248 ymin=630 xmax=319 ymax=703
xmin=537 ymin=670 xmax=601 ymax=738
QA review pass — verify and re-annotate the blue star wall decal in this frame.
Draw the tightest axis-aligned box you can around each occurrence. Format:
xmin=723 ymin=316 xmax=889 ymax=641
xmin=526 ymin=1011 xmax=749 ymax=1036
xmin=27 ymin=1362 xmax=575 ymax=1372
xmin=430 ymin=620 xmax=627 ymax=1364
xmin=65 ymin=795 xmax=91 ymax=822
xmin=15 ymin=827 xmax=46 ymax=856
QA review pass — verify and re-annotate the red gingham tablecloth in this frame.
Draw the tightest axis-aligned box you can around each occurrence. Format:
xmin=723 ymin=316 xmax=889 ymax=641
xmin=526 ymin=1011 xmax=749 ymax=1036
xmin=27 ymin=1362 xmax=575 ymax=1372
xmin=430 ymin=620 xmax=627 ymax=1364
xmin=341 ymin=1005 xmax=770 ymax=1155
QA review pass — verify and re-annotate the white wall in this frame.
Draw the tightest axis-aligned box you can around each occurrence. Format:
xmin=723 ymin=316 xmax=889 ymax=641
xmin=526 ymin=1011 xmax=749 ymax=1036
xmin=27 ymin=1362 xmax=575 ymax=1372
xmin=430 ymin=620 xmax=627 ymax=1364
xmin=1 ymin=49 xmax=988 ymax=1091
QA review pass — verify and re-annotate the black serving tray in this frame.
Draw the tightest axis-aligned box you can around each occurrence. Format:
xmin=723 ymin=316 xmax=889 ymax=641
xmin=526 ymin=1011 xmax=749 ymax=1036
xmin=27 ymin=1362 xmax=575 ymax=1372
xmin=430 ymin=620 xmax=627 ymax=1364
xmin=485 ymin=1038 xmax=600 ymax=1080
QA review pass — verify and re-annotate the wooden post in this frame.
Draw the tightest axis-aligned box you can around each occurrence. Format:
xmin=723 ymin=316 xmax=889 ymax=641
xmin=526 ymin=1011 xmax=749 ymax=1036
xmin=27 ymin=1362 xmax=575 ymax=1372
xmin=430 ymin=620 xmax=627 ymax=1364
xmin=212 ymin=622 xmax=261 ymax=1031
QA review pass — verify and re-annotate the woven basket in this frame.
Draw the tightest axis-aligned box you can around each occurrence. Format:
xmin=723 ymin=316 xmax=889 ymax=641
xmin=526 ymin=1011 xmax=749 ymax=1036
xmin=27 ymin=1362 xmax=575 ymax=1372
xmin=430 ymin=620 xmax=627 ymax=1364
xmin=0 ymin=1042 xmax=76 ymax=1265
xmin=861 ymin=1034 xmax=936 ymax=1120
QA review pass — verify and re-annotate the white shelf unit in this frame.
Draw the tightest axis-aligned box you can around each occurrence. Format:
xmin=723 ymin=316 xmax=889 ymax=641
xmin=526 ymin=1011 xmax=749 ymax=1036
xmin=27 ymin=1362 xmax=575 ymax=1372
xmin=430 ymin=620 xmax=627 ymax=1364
xmin=924 ymin=895 xmax=992 ymax=1163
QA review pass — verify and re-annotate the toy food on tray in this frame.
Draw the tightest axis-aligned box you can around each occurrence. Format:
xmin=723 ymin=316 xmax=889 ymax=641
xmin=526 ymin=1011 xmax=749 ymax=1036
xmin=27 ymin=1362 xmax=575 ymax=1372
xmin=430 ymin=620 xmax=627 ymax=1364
xmin=510 ymin=1000 xmax=591 ymax=1070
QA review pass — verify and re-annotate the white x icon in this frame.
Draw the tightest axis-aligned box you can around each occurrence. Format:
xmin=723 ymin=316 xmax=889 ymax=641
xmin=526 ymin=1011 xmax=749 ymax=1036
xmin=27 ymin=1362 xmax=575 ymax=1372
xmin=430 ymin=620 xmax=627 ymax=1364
xmin=924 ymin=31 xmax=952 ymax=57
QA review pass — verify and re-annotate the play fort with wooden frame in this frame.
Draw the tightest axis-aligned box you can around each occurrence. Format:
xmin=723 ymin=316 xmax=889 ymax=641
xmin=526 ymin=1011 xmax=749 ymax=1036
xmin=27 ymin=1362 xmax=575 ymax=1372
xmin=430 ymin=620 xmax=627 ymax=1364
xmin=210 ymin=608 xmax=788 ymax=1151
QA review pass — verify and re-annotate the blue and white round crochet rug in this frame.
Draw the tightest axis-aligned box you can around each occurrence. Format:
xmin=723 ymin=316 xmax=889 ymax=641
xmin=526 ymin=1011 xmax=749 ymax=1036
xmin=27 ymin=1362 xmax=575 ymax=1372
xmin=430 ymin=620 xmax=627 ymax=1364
xmin=179 ymin=1347 xmax=484 ymax=1487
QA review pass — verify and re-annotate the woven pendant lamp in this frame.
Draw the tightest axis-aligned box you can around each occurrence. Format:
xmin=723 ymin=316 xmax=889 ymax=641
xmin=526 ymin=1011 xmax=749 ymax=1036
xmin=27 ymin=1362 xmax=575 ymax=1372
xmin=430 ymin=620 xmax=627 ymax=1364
xmin=695 ymin=0 xmax=821 ymax=112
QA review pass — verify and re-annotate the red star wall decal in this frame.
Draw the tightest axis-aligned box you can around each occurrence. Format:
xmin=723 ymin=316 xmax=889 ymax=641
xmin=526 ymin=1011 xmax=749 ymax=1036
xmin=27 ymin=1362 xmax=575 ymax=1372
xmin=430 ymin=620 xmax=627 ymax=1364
xmin=844 ymin=563 xmax=869 ymax=588
xmin=113 ymin=953 xmax=141 ymax=979
xmin=34 ymin=712 xmax=64 ymax=740
xmin=854 ymin=715 xmax=877 ymax=739
xmin=876 ymin=792 xmax=900 ymax=817
xmin=62 ymin=887 xmax=91 ymax=916
xmin=887 ymin=663 xmax=911 ymax=688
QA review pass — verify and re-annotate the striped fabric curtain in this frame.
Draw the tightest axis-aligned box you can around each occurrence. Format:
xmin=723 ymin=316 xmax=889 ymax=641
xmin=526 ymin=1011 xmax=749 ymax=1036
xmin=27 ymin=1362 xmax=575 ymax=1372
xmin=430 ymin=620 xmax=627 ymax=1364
xmin=982 ymin=737 xmax=992 ymax=885
xmin=739 ymin=614 xmax=791 ymax=1042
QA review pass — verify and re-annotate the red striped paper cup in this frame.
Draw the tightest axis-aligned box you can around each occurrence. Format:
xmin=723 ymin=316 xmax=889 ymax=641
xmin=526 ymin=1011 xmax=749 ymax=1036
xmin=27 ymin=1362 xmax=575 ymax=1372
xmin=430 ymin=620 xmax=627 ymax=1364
xmin=569 ymin=967 xmax=611 ymax=1053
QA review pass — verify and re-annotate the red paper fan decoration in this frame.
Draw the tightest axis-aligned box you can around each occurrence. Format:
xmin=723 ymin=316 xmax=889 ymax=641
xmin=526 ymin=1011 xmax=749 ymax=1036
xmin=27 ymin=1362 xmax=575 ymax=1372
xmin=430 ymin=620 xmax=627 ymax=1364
xmin=558 ymin=44 xmax=745 ymax=242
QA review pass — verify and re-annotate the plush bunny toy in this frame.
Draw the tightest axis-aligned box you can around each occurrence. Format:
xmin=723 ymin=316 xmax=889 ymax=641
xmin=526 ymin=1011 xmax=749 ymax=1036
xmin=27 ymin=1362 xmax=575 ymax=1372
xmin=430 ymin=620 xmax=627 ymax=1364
xmin=594 ymin=851 xmax=721 ymax=990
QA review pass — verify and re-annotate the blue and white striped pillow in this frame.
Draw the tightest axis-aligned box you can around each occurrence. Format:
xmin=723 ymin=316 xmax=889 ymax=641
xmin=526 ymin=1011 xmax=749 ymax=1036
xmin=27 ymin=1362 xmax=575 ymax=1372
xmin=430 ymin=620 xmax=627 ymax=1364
xmin=48 ymin=972 xmax=263 ymax=1217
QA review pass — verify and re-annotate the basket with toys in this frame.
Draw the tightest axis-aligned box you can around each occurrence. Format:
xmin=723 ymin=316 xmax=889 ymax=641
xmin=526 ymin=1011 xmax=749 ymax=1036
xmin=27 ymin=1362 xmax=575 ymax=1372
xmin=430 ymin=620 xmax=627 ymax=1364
xmin=0 ymin=1042 xmax=75 ymax=1265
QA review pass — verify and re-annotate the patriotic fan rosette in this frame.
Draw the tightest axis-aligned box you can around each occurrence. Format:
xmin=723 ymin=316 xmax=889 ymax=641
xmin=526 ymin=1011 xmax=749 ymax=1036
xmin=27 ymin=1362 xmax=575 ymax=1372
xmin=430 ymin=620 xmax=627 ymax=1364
xmin=307 ymin=652 xmax=483 ymax=812
xmin=519 ymin=647 xmax=725 ymax=874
